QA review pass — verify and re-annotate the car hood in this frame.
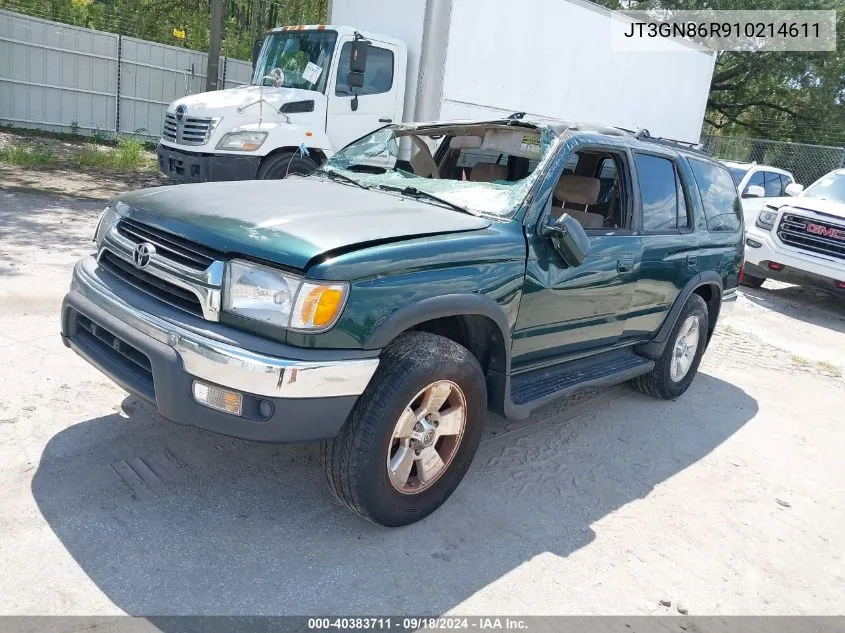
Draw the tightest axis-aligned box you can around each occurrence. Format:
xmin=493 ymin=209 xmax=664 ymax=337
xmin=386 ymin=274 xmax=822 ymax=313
xmin=768 ymin=195 xmax=845 ymax=221
xmin=170 ymin=85 xmax=321 ymax=118
xmin=114 ymin=179 xmax=491 ymax=271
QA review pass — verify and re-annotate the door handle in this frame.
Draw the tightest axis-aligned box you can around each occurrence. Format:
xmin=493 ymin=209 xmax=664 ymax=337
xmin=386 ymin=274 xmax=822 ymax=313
xmin=617 ymin=253 xmax=635 ymax=273
xmin=378 ymin=117 xmax=393 ymax=123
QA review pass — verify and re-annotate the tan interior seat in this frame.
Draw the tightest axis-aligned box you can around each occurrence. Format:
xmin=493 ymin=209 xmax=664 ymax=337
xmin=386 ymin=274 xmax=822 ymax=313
xmin=470 ymin=163 xmax=507 ymax=182
xmin=552 ymin=174 xmax=604 ymax=229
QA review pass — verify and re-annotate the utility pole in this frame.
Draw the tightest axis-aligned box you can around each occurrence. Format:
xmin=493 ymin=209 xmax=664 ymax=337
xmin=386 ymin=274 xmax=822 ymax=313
xmin=249 ymin=0 xmax=260 ymax=45
xmin=206 ymin=0 xmax=224 ymax=91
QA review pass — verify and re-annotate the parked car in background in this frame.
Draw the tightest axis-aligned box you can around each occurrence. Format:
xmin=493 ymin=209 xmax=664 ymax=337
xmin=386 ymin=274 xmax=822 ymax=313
xmin=63 ymin=118 xmax=742 ymax=526
xmin=743 ymin=168 xmax=845 ymax=295
xmin=723 ymin=161 xmax=803 ymax=226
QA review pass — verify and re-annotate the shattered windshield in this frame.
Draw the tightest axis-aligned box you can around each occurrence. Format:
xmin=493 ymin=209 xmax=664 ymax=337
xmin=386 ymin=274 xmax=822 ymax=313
xmin=321 ymin=123 xmax=559 ymax=217
xmin=252 ymin=30 xmax=337 ymax=93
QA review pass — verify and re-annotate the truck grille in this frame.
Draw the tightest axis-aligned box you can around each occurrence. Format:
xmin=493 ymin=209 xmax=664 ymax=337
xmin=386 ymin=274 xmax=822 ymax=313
xmin=117 ymin=218 xmax=221 ymax=271
xmin=162 ymin=112 xmax=217 ymax=145
xmin=99 ymin=251 xmax=204 ymax=317
xmin=777 ymin=212 xmax=845 ymax=261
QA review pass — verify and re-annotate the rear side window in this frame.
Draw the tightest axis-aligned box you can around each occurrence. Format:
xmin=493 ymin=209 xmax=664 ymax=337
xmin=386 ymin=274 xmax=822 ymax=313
xmin=689 ymin=159 xmax=743 ymax=232
xmin=634 ymin=153 xmax=687 ymax=231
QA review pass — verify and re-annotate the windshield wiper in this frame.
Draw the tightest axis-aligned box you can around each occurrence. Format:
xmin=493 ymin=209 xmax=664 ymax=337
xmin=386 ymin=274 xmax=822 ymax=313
xmin=378 ymin=185 xmax=477 ymax=216
xmin=316 ymin=168 xmax=369 ymax=190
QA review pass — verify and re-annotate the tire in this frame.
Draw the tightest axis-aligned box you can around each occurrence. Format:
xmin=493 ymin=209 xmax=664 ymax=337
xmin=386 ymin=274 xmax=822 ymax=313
xmin=632 ymin=293 xmax=709 ymax=400
xmin=321 ymin=332 xmax=487 ymax=527
xmin=740 ymin=273 xmax=765 ymax=289
xmin=256 ymin=151 xmax=318 ymax=179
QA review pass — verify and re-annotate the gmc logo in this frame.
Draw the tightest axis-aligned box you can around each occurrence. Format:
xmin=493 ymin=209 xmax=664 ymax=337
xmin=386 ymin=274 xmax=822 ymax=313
xmin=806 ymin=223 xmax=845 ymax=241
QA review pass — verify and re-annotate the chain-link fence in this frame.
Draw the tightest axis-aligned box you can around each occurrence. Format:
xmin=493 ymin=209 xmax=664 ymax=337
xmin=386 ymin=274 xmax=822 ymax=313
xmin=700 ymin=134 xmax=845 ymax=188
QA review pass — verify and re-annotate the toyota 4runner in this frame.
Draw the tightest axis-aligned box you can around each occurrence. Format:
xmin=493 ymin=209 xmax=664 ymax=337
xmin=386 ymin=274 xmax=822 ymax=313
xmin=61 ymin=119 xmax=742 ymax=526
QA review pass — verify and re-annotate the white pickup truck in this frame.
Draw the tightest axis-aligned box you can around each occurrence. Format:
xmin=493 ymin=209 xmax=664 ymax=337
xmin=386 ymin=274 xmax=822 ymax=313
xmin=156 ymin=0 xmax=716 ymax=182
xmin=743 ymin=169 xmax=845 ymax=295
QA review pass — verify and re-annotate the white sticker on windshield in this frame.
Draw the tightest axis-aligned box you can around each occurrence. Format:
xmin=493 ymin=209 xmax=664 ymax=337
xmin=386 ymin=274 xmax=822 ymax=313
xmin=818 ymin=178 xmax=834 ymax=187
xmin=302 ymin=61 xmax=322 ymax=84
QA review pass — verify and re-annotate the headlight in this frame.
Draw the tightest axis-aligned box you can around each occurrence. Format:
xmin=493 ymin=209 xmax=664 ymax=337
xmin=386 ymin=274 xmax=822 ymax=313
xmin=223 ymin=259 xmax=348 ymax=331
xmin=216 ymin=131 xmax=268 ymax=151
xmin=93 ymin=205 xmax=119 ymax=246
xmin=756 ymin=209 xmax=777 ymax=230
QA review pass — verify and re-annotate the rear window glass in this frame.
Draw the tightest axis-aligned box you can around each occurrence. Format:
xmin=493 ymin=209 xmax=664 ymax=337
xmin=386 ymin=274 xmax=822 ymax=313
xmin=689 ymin=159 xmax=743 ymax=232
xmin=634 ymin=153 xmax=684 ymax=231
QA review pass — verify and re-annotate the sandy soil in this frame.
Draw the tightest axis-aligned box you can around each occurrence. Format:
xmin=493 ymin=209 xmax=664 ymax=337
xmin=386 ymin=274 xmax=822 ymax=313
xmin=0 ymin=190 xmax=843 ymax=617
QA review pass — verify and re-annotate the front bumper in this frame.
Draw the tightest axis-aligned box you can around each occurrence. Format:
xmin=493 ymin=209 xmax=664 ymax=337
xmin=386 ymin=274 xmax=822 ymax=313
xmin=745 ymin=225 xmax=845 ymax=291
xmin=157 ymin=143 xmax=262 ymax=183
xmin=61 ymin=257 xmax=379 ymax=443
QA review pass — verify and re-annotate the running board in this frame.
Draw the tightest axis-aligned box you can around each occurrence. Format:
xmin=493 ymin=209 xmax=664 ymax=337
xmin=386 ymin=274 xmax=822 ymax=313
xmin=506 ymin=349 xmax=654 ymax=419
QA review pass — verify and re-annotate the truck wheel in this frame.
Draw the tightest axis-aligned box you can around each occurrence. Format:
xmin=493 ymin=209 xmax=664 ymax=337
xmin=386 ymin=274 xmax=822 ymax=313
xmin=740 ymin=273 xmax=765 ymax=289
xmin=322 ymin=332 xmax=486 ymax=527
xmin=256 ymin=151 xmax=318 ymax=179
xmin=632 ymin=294 xmax=709 ymax=400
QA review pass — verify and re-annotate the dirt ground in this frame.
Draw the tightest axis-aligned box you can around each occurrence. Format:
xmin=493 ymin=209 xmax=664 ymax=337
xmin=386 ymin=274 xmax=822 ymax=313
xmin=0 ymin=130 xmax=166 ymax=200
xmin=0 ymin=187 xmax=843 ymax=617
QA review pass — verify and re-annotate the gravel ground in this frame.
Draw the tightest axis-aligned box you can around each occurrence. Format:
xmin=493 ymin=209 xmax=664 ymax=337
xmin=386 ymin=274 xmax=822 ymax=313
xmin=0 ymin=189 xmax=843 ymax=617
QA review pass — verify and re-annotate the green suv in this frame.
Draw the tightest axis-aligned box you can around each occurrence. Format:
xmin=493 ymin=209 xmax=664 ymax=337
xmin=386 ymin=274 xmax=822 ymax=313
xmin=61 ymin=118 xmax=742 ymax=526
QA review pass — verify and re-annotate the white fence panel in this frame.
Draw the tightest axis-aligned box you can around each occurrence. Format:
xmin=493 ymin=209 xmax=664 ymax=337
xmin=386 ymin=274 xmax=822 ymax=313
xmin=0 ymin=10 xmax=117 ymax=135
xmin=0 ymin=9 xmax=254 ymax=140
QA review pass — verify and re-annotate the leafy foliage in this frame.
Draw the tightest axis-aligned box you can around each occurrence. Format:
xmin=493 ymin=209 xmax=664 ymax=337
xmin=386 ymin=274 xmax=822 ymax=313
xmin=1 ymin=0 xmax=329 ymax=61
xmin=593 ymin=0 xmax=845 ymax=145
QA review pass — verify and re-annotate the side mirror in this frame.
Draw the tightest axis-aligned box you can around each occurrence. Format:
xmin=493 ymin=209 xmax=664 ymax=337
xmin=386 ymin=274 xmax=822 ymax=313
xmin=743 ymin=184 xmax=765 ymax=198
xmin=785 ymin=182 xmax=804 ymax=196
xmin=251 ymin=37 xmax=264 ymax=70
xmin=349 ymin=39 xmax=369 ymax=74
xmin=347 ymin=71 xmax=365 ymax=89
xmin=539 ymin=214 xmax=591 ymax=266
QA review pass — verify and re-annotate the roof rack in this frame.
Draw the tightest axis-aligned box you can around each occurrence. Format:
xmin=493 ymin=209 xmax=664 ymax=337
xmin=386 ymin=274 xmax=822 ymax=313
xmin=631 ymin=128 xmax=709 ymax=156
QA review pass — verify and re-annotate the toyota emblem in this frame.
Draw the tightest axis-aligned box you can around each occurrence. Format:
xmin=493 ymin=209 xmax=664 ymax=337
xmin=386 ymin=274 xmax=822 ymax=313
xmin=175 ymin=104 xmax=187 ymax=121
xmin=133 ymin=242 xmax=156 ymax=269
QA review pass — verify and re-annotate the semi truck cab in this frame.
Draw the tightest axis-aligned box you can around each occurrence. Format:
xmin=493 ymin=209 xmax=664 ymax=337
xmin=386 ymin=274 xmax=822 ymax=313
xmin=157 ymin=25 xmax=407 ymax=182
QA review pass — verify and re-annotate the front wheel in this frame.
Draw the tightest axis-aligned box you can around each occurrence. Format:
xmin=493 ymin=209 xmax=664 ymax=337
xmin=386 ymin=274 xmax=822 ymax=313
xmin=632 ymin=293 xmax=709 ymax=400
xmin=256 ymin=151 xmax=318 ymax=179
xmin=321 ymin=332 xmax=487 ymax=526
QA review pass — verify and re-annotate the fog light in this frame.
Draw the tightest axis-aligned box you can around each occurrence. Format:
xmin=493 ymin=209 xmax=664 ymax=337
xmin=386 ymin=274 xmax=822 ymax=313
xmin=192 ymin=381 xmax=243 ymax=416
xmin=259 ymin=400 xmax=274 ymax=418
xmin=745 ymin=238 xmax=762 ymax=248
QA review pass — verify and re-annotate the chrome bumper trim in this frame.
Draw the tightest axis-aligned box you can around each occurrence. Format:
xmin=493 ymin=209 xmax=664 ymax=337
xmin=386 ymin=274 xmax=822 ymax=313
xmin=71 ymin=256 xmax=379 ymax=399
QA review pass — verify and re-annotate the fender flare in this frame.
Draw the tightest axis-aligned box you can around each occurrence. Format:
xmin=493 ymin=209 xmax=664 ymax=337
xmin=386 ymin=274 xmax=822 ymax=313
xmin=363 ymin=294 xmax=512 ymax=355
xmin=635 ymin=272 xmax=723 ymax=359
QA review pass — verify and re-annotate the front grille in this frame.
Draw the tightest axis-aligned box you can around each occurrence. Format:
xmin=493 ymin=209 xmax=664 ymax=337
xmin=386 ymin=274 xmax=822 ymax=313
xmin=777 ymin=212 xmax=845 ymax=261
xmin=117 ymin=217 xmax=221 ymax=271
xmin=73 ymin=311 xmax=155 ymax=400
xmin=99 ymin=251 xmax=204 ymax=317
xmin=162 ymin=113 xmax=217 ymax=145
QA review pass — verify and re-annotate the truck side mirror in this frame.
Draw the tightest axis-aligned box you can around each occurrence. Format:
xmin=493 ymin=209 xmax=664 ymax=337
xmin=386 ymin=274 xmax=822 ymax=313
xmin=251 ymin=37 xmax=263 ymax=70
xmin=347 ymin=72 xmax=365 ymax=89
xmin=539 ymin=214 xmax=591 ymax=266
xmin=784 ymin=182 xmax=804 ymax=196
xmin=743 ymin=184 xmax=765 ymax=198
xmin=349 ymin=40 xmax=369 ymax=74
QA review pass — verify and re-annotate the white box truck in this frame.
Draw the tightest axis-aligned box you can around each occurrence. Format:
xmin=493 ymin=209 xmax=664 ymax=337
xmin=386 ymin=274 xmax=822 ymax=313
xmin=156 ymin=0 xmax=716 ymax=182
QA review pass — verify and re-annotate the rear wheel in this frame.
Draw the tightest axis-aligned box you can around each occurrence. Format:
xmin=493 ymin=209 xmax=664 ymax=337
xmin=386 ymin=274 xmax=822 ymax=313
xmin=256 ymin=151 xmax=318 ymax=179
xmin=322 ymin=332 xmax=486 ymax=527
xmin=632 ymin=294 xmax=709 ymax=400
xmin=740 ymin=273 xmax=765 ymax=289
